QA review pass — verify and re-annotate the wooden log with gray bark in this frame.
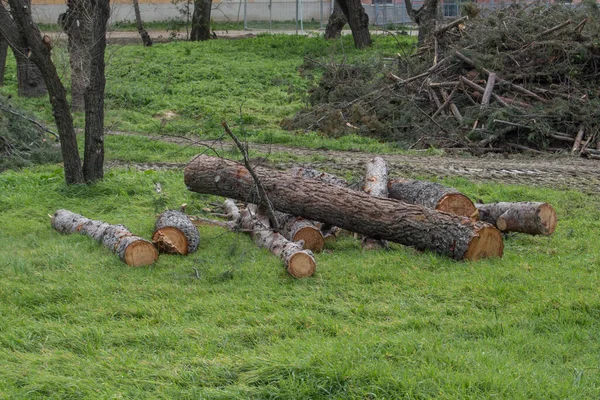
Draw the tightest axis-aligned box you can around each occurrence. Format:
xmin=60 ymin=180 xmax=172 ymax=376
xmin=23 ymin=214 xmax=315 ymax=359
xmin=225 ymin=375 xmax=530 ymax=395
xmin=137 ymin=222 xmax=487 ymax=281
xmin=51 ymin=209 xmax=158 ymax=266
xmin=273 ymin=212 xmax=324 ymax=253
xmin=475 ymin=202 xmax=557 ymax=235
xmin=153 ymin=210 xmax=200 ymax=254
xmin=387 ymin=178 xmax=477 ymax=218
xmin=239 ymin=204 xmax=317 ymax=278
xmin=184 ymin=155 xmax=503 ymax=260
xmin=362 ymin=156 xmax=389 ymax=250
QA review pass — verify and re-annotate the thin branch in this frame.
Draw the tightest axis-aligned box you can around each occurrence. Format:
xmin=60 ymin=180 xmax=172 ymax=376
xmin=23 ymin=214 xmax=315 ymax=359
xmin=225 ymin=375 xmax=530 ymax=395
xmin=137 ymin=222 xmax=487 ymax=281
xmin=221 ymin=121 xmax=280 ymax=230
xmin=0 ymin=101 xmax=59 ymax=139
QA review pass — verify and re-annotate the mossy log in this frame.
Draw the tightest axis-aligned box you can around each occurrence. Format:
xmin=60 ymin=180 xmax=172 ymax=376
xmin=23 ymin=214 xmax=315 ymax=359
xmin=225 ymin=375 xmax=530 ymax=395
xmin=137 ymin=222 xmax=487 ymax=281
xmin=51 ymin=209 xmax=158 ymax=266
xmin=153 ymin=210 xmax=200 ymax=254
xmin=241 ymin=205 xmax=316 ymax=278
xmin=387 ymin=178 xmax=477 ymax=218
xmin=475 ymin=202 xmax=557 ymax=235
xmin=184 ymin=155 xmax=503 ymax=261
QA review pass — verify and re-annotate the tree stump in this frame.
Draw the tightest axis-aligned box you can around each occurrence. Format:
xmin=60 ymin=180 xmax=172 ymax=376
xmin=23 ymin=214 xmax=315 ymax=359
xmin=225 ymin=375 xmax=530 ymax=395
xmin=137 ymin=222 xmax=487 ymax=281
xmin=51 ymin=209 xmax=158 ymax=266
xmin=387 ymin=178 xmax=477 ymax=218
xmin=153 ymin=210 xmax=200 ymax=254
xmin=475 ymin=202 xmax=557 ymax=235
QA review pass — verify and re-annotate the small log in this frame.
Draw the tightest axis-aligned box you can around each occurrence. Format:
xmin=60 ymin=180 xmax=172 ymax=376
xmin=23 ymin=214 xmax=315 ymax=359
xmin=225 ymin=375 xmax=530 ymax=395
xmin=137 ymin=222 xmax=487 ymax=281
xmin=432 ymin=85 xmax=458 ymax=119
xmin=274 ymin=212 xmax=324 ymax=253
xmin=185 ymin=155 xmax=503 ymax=260
xmin=475 ymin=202 xmax=557 ymax=235
xmin=362 ymin=156 xmax=389 ymax=250
xmin=387 ymin=178 xmax=477 ymax=218
xmin=153 ymin=210 xmax=200 ymax=255
xmin=574 ymin=18 xmax=587 ymax=35
xmin=538 ymin=19 xmax=571 ymax=38
xmin=441 ymin=88 xmax=463 ymax=123
xmin=51 ymin=209 xmax=158 ymax=266
xmin=434 ymin=15 xmax=468 ymax=37
xmin=572 ymin=127 xmax=585 ymax=154
xmin=242 ymin=205 xmax=316 ymax=278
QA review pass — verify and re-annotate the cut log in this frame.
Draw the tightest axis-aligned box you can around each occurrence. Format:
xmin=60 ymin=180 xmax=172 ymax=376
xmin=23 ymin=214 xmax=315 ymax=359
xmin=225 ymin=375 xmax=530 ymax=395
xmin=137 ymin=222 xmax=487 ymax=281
xmin=387 ymin=178 xmax=477 ymax=218
xmin=241 ymin=205 xmax=316 ymax=278
xmin=153 ymin=210 xmax=200 ymax=254
xmin=184 ymin=155 xmax=503 ymax=260
xmin=362 ymin=156 xmax=389 ymax=250
xmin=475 ymin=202 xmax=557 ymax=235
xmin=51 ymin=209 xmax=158 ymax=266
xmin=274 ymin=212 xmax=324 ymax=253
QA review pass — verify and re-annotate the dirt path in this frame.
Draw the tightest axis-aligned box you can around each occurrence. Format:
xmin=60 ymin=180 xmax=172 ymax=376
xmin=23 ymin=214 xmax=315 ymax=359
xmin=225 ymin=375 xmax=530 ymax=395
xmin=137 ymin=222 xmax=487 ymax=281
xmin=108 ymin=133 xmax=600 ymax=193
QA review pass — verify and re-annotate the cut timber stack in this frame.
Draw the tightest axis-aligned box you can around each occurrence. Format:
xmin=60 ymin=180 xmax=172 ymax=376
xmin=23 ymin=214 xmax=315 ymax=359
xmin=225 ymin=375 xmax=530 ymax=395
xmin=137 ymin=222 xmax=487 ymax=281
xmin=387 ymin=178 xmax=477 ymax=218
xmin=51 ymin=209 xmax=158 ymax=267
xmin=184 ymin=155 xmax=504 ymax=261
xmin=476 ymin=202 xmax=557 ymax=235
xmin=153 ymin=210 xmax=200 ymax=254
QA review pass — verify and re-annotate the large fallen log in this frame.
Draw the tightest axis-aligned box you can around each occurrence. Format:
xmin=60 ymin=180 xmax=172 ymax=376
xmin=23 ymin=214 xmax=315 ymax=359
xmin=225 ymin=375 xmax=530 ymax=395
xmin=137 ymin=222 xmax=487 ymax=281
xmin=184 ymin=155 xmax=503 ymax=260
xmin=475 ymin=202 xmax=557 ymax=235
xmin=51 ymin=209 xmax=158 ymax=266
xmin=240 ymin=205 xmax=316 ymax=278
xmin=153 ymin=210 xmax=200 ymax=255
xmin=387 ymin=178 xmax=477 ymax=218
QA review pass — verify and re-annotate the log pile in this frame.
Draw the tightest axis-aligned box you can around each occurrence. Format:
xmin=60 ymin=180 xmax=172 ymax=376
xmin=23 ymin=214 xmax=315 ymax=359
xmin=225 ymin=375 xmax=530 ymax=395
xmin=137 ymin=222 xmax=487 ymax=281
xmin=284 ymin=4 xmax=600 ymax=156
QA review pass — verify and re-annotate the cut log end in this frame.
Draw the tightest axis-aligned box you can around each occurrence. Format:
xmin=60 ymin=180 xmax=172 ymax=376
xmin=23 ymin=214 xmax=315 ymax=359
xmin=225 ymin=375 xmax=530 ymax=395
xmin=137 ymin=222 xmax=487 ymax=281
xmin=287 ymin=252 xmax=316 ymax=278
xmin=464 ymin=226 xmax=504 ymax=261
xmin=152 ymin=227 xmax=189 ymax=255
xmin=124 ymin=240 xmax=159 ymax=267
xmin=293 ymin=226 xmax=324 ymax=253
xmin=497 ymin=203 xmax=557 ymax=235
xmin=437 ymin=193 xmax=477 ymax=217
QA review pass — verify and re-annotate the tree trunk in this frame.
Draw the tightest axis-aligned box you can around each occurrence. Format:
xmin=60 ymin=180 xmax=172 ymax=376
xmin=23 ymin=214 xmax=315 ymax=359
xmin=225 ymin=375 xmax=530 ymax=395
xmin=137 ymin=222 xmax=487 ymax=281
xmin=51 ymin=209 xmax=159 ymax=266
xmin=132 ymin=0 xmax=153 ymax=46
xmin=362 ymin=156 xmax=389 ymax=250
xmin=387 ymin=178 xmax=477 ymax=218
xmin=59 ymin=0 xmax=91 ymax=112
xmin=184 ymin=155 xmax=504 ymax=261
xmin=241 ymin=204 xmax=316 ymax=278
xmin=404 ymin=0 xmax=439 ymax=47
xmin=14 ymin=46 xmax=47 ymax=97
xmin=336 ymin=0 xmax=372 ymax=49
xmin=1 ymin=0 xmax=84 ymax=184
xmin=153 ymin=210 xmax=200 ymax=254
xmin=190 ymin=0 xmax=212 ymax=41
xmin=475 ymin=202 xmax=557 ymax=235
xmin=82 ymin=0 xmax=110 ymax=183
xmin=0 ymin=37 xmax=7 ymax=86
xmin=325 ymin=0 xmax=347 ymax=40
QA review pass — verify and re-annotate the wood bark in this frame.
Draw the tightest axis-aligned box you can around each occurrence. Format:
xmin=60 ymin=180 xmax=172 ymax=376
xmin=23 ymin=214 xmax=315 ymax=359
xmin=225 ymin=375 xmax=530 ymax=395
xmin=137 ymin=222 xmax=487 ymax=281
xmin=51 ymin=209 xmax=158 ymax=266
xmin=185 ymin=155 xmax=503 ymax=260
xmin=475 ymin=202 xmax=557 ymax=235
xmin=153 ymin=210 xmax=200 ymax=254
xmin=362 ymin=156 xmax=389 ymax=250
xmin=404 ymin=0 xmax=439 ymax=46
xmin=387 ymin=178 xmax=477 ymax=218
xmin=59 ymin=0 xmax=91 ymax=112
xmin=190 ymin=0 xmax=212 ymax=41
xmin=336 ymin=0 xmax=371 ymax=49
xmin=82 ymin=0 xmax=110 ymax=183
xmin=0 ymin=0 xmax=84 ymax=184
xmin=240 ymin=204 xmax=316 ymax=278
xmin=324 ymin=0 xmax=347 ymax=40
xmin=0 ymin=36 xmax=7 ymax=87
xmin=132 ymin=0 xmax=153 ymax=46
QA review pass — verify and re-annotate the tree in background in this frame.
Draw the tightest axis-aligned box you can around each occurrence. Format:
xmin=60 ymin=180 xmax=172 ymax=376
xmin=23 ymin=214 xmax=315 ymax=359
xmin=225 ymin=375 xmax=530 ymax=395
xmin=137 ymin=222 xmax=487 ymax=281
xmin=132 ymin=0 xmax=153 ymax=46
xmin=404 ymin=0 xmax=439 ymax=46
xmin=335 ymin=0 xmax=371 ymax=49
xmin=190 ymin=0 xmax=212 ymax=41
xmin=0 ymin=36 xmax=6 ymax=87
xmin=324 ymin=0 xmax=347 ymax=40
xmin=0 ymin=0 xmax=110 ymax=184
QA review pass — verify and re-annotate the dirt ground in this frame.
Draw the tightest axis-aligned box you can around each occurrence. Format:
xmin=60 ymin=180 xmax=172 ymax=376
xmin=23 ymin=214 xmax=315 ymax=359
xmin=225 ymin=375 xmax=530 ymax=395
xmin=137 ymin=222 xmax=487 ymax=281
xmin=108 ymin=133 xmax=600 ymax=194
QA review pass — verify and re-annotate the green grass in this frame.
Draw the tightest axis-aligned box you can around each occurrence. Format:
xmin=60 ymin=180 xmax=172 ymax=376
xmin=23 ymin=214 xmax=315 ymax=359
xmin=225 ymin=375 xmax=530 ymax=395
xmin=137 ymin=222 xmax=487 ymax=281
xmin=1 ymin=33 xmax=409 ymax=152
xmin=1 ymin=164 xmax=599 ymax=398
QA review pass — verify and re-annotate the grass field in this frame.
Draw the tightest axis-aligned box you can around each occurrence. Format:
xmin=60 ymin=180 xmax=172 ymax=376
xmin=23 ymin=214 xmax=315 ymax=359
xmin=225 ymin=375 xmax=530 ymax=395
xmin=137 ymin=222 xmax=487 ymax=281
xmin=1 ymin=34 xmax=600 ymax=399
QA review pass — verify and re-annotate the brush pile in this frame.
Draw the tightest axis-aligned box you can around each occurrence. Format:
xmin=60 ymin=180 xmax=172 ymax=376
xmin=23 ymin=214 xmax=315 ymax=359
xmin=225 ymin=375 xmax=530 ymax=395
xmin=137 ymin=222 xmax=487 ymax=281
xmin=284 ymin=1 xmax=600 ymax=156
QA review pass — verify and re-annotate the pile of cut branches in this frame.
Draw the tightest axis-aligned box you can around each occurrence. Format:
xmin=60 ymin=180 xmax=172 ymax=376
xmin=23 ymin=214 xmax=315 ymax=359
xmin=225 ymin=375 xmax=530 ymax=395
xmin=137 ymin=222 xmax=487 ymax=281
xmin=285 ymin=1 xmax=600 ymax=156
